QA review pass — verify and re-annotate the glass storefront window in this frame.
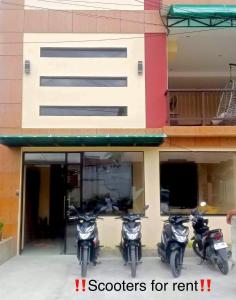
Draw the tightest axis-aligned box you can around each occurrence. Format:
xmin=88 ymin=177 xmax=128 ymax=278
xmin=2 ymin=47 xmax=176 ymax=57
xmin=82 ymin=152 xmax=145 ymax=215
xmin=24 ymin=151 xmax=145 ymax=215
xmin=160 ymin=151 xmax=236 ymax=215
xmin=67 ymin=153 xmax=81 ymax=164
xmin=24 ymin=153 xmax=66 ymax=164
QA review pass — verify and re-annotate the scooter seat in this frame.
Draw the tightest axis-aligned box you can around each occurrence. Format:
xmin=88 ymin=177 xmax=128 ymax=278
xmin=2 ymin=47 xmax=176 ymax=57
xmin=208 ymin=229 xmax=221 ymax=234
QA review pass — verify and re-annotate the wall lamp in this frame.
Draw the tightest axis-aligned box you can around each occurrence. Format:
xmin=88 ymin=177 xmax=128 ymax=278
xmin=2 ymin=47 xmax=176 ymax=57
xmin=24 ymin=60 xmax=31 ymax=74
xmin=138 ymin=61 xmax=143 ymax=76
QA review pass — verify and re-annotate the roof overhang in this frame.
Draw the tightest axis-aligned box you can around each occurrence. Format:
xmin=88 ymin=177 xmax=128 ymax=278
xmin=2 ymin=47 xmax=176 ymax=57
xmin=0 ymin=134 xmax=166 ymax=147
xmin=167 ymin=4 xmax=236 ymax=28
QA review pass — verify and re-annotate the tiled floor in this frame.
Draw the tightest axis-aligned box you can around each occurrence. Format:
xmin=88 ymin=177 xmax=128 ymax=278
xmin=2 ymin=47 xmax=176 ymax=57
xmin=0 ymin=255 xmax=235 ymax=300
xmin=22 ymin=239 xmax=64 ymax=255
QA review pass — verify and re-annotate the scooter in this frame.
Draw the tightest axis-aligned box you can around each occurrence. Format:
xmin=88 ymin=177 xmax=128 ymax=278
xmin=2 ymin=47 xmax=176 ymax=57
xmin=158 ymin=215 xmax=190 ymax=277
xmin=75 ymin=210 xmax=103 ymax=277
xmin=117 ymin=205 xmax=149 ymax=278
xmin=191 ymin=209 xmax=229 ymax=275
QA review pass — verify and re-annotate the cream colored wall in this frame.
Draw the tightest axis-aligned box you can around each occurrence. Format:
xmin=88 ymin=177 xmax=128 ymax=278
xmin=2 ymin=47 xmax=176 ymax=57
xmin=22 ymin=33 xmax=146 ymax=128
xmin=25 ymin=0 xmax=144 ymax=10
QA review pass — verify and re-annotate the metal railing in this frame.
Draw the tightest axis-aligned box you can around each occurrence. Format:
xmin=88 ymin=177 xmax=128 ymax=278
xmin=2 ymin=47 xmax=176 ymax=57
xmin=167 ymin=89 xmax=236 ymax=126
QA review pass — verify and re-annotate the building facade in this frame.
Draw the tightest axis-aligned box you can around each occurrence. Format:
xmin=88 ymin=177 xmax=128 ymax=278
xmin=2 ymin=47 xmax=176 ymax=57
xmin=0 ymin=0 xmax=236 ymax=255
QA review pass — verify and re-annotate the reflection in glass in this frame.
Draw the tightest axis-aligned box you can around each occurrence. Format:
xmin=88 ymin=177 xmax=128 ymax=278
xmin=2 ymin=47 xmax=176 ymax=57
xmin=160 ymin=151 xmax=236 ymax=215
xmin=24 ymin=153 xmax=66 ymax=164
xmin=82 ymin=152 xmax=145 ymax=215
xmin=67 ymin=153 xmax=81 ymax=164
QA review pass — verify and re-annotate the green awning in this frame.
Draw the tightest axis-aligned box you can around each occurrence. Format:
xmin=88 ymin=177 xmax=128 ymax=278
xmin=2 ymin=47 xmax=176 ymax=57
xmin=0 ymin=134 xmax=166 ymax=147
xmin=169 ymin=5 xmax=236 ymax=18
xmin=167 ymin=5 xmax=236 ymax=27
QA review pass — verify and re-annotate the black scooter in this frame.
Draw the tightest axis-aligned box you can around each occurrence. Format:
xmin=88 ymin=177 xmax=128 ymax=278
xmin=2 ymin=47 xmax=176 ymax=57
xmin=75 ymin=210 xmax=102 ymax=277
xmin=158 ymin=215 xmax=189 ymax=277
xmin=117 ymin=205 xmax=149 ymax=278
xmin=191 ymin=209 xmax=229 ymax=275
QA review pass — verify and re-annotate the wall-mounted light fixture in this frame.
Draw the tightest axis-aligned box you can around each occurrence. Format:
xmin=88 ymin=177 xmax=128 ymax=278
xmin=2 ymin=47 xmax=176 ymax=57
xmin=24 ymin=60 xmax=31 ymax=74
xmin=138 ymin=61 xmax=143 ymax=76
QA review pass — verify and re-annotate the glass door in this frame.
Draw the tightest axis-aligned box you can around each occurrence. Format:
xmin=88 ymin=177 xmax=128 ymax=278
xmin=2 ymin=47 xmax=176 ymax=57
xmin=65 ymin=153 xmax=82 ymax=254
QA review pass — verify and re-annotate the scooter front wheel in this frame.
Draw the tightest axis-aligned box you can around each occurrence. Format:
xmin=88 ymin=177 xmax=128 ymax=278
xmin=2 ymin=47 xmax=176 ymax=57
xmin=81 ymin=246 xmax=88 ymax=278
xmin=192 ymin=240 xmax=203 ymax=258
xmin=130 ymin=246 xmax=137 ymax=278
xmin=170 ymin=250 xmax=182 ymax=278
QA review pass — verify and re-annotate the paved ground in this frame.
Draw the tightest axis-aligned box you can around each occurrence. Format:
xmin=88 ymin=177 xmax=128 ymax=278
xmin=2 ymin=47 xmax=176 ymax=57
xmin=0 ymin=255 xmax=235 ymax=300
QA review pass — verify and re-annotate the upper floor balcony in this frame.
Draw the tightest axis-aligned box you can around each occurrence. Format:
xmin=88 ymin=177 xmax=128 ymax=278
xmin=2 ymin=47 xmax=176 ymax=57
xmin=167 ymin=86 xmax=236 ymax=126
xmin=168 ymin=21 xmax=236 ymax=126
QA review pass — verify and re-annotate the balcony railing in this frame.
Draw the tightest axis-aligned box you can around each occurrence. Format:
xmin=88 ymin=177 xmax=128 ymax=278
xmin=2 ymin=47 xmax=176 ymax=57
xmin=167 ymin=89 xmax=236 ymax=126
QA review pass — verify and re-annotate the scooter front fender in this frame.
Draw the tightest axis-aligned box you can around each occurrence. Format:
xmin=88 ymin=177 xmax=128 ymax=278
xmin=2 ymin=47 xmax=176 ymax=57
xmin=167 ymin=242 xmax=185 ymax=263
xmin=169 ymin=242 xmax=182 ymax=252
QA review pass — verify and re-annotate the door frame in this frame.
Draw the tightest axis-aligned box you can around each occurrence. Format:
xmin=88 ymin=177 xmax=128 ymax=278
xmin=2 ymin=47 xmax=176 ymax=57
xmin=20 ymin=151 xmax=83 ymax=254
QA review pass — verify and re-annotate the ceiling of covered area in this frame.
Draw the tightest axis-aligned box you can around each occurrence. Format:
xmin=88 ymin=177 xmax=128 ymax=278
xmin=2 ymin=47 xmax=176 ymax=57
xmin=168 ymin=28 xmax=236 ymax=88
xmin=160 ymin=151 xmax=235 ymax=163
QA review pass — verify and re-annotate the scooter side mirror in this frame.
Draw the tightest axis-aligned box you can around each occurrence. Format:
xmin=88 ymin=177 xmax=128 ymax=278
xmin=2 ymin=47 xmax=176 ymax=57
xmin=161 ymin=205 xmax=170 ymax=215
xmin=191 ymin=208 xmax=198 ymax=215
xmin=69 ymin=205 xmax=78 ymax=214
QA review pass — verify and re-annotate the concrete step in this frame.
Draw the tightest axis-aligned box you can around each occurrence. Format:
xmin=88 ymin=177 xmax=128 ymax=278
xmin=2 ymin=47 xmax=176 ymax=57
xmin=100 ymin=247 xmax=196 ymax=258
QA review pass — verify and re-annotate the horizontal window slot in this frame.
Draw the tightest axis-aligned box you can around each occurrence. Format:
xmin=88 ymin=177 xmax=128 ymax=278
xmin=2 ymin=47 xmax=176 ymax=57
xmin=39 ymin=106 xmax=127 ymax=116
xmin=40 ymin=76 xmax=127 ymax=87
xmin=40 ymin=47 xmax=127 ymax=58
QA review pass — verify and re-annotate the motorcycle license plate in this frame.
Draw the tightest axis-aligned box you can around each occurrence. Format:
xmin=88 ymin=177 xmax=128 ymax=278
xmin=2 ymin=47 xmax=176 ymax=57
xmin=214 ymin=242 xmax=227 ymax=250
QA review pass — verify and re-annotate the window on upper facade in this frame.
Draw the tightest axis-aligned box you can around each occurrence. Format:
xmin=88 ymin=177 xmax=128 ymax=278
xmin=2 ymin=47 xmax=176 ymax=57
xmin=40 ymin=47 xmax=127 ymax=58
xmin=40 ymin=76 xmax=128 ymax=87
xmin=39 ymin=106 xmax=127 ymax=116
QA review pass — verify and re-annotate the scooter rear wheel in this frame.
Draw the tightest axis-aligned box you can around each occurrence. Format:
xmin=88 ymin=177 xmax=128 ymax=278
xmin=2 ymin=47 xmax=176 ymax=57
xmin=170 ymin=250 xmax=182 ymax=278
xmin=217 ymin=256 xmax=229 ymax=275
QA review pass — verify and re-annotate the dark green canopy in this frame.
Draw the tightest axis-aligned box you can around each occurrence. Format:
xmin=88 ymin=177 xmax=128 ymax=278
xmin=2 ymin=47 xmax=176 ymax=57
xmin=0 ymin=134 xmax=166 ymax=147
xmin=168 ymin=5 xmax=236 ymax=27
xmin=169 ymin=5 xmax=236 ymax=18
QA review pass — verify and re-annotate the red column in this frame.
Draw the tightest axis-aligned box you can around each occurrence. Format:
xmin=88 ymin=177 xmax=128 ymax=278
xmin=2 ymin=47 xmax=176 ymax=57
xmin=145 ymin=33 xmax=167 ymax=128
xmin=144 ymin=0 xmax=161 ymax=10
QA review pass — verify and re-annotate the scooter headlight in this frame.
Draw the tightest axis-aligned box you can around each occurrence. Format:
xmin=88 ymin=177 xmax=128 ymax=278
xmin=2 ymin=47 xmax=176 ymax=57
xmin=77 ymin=224 xmax=95 ymax=240
xmin=123 ymin=224 xmax=141 ymax=240
xmin=172 ymin=226 xmax=189 ymax=243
